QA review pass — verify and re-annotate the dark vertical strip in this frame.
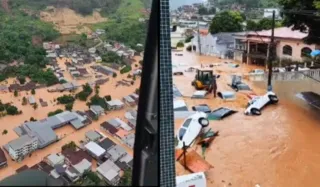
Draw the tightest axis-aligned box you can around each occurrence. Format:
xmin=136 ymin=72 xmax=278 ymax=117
xmin=160 ymin=0 xmax=176 ymax=186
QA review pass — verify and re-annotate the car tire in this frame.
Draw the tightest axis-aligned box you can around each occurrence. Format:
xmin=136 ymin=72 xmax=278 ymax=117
xmin=251 ymin=108 xmax=261 ymax=115
xmin=198 ymin=117 xmax=209 ymax=127
xmin=269 ymin=95 xmax=278 ymax=104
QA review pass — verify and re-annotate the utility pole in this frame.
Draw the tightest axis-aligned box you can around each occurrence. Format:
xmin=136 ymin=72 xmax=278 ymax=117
xmin=267 ymin=10 xmax=275 ymax=91
xmin=197 ymin=18 xmax=202 ymax=55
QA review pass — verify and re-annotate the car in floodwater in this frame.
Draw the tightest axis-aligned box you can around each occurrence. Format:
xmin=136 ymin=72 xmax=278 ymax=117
xmin=248 ymin=69 xmax=265 ymax=75
xmin=245 ymin=91 xmax=279 ymax=115
xmin=176 ymin=112 xmax=209 ymax=149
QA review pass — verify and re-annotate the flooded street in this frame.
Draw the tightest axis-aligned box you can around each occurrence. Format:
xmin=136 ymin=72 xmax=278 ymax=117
xmin=173 ymin=49 xmax=320 ymax=187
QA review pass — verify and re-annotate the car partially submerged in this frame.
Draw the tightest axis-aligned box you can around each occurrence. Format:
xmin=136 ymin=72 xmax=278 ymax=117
xmin=192 ymin=104 xmax=211 ymax=113
xmin=176 ymin=112 xmax=209 ymax=149
xmin=208 ymin=107 xmax=237 ymax=120
xmin=217 ymin=91 xmax=236 ymax=101
xmin=230 ymin=75 xmax=251 ymax=91
xmin=245 ymin=91 xmax=279 ymax=115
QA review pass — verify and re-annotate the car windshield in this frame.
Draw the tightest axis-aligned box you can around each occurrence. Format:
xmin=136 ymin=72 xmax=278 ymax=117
xmin=178 ymin=128 xmax=187 ymax=140
xmin=182 ymin=119 xmax=192 ymax=128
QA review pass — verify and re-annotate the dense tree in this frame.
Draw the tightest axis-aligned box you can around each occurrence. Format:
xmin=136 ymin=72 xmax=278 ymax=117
xmin=22 ymin=97 xmax=27 ymax=105
xmin=31 ymin=89 xmax=35 ymax=95
xmin=104 ymin=19 xmax=148 ymax=49
xmin=2 ymin=130 xmax=7 ymax=135
xmin=30 ymin=117 xmax=37 ymax=121
xmin=17 ymin=76 xmax=26 ymax=85
xmin=104 ymin=95 xmax=112 ymax=101
xmin=33 ymin=103 xmax=38 ymax=110
xmin=120 ymin=65 xmax=132 ymax=74
xmin=113 ymin=72 xmax=117 ymax=78
xmin=119 ymin=169 xmax=132 ymax=186
xmin=14 ymin=90 xmax=18 ymax=97
xmin=198 ymin=6 xmax=216 ymax=15
xmin=102 ymin=51 xmax=123 ymax=64
xmin=209 ymin=11 xmax=244 ymax=34
xmin=246 ymin=18 xmax=282 ymax=31
xmin=57 ymin=95 xmax=75 ymax=104
xmin=61 ymin=141 xmax=77 ymax=151
xmin=65 ymin=103 xmax=73 ymax=111
xmin=6 ymin=105 xmax=19 ymax=115
xmin=89 ymin=95 xmax=107 ymax=109
xmin=279 ymin=0 xmax=320 ymax=44
xmin=76 ymin=84 xmax=93 ymax=101
xmin=48 ymin=109 xmax=64 ymax=117
xmin=176 ymin=41 xmax=184 ymax=48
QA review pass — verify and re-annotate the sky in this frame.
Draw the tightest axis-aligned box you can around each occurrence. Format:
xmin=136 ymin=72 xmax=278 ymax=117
xmin=170 ymin=0 xmax=206 ymax=10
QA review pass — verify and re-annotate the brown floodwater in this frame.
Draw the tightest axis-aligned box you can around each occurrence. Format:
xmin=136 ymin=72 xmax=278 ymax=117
xmin=173 ymin=49 xmax=320 ymax=187
xmin=0 ymin=57 xmax=141 ymax=180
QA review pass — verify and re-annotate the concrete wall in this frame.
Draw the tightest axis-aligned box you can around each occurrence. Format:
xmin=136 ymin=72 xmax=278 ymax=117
xmin=276 ymin=39 xmax=316 ymax=62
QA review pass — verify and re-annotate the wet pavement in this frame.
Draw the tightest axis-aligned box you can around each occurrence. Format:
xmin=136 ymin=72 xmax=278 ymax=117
xmin=173 ymin=49 xmax=320 ymax=187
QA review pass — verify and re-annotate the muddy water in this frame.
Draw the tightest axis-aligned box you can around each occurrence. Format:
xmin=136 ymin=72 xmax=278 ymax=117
xmin=0 ymin=57 xmax=141 ymax=180
xmin=173 ymin=50 xmax=320 ymax=187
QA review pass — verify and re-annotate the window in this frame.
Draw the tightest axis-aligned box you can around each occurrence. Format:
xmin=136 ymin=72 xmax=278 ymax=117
xmin=283 ymin=45 xmax=292 ymax=56
xmin=178 ymin=128 xmax=187 ymax=140
xmin=301 ymin=47 xmax=312 ymax=57
xmin=182 ymin=119 xmax=192 ymax=128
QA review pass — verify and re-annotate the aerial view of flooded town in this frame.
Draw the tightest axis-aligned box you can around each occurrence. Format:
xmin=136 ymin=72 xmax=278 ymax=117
xmin=0 ymin=0 xmax=152 ymax=186
xmin=172 ymin=1 xmax=320 ymax=187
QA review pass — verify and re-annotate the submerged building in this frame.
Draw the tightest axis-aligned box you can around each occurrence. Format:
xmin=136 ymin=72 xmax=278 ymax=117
xmin=5 ymin=111 xmax=88 ymax=161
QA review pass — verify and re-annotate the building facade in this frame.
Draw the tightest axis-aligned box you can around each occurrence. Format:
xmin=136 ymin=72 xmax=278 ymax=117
xmin=7 ymin=135 xmax=38 ymax=161
xmin=232 ymin=27 xmax=317 ymax=67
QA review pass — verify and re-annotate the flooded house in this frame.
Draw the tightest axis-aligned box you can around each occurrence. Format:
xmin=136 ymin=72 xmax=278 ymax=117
xmin=0 ymin=148 xmax=7 ymax=169
xmin=115 ymin=129 xmax=129 ymax=140
xmin=45 ymin=153 xmax=65 ymax=167
xmin=96 ymin=159 xmax=121 ymax=185
xmin=85 ymin=130 xmax=103 ymax=143
xmin=84 ymin=141 xmax=106 ymax=159
xmin=100 ymin=121 xmax=119 ymax=134
xmin=98 ymin=138 xmax=116 ymax=152
xmin=106 ymin=99 xmax=125 ymax=110
xmin=115 ymin=154 xmax=133 ymax=170
xmin=4 ymin=135 xmax=38 ymax=161
xmin=122 ymin=95 xmax=136 ymax=106
xmin=28 ymin=96 xmax=36 ymax=105
xmin=121 ymin=133 xmax=135 ymax=149
xmin=90 ymin=105 xmax=105 ymax=116
xmin=129 ymin=93 xmax=139 ymax=103
xmin=104 ymin=144 xmax=127 ymax=162
xmin=12 ymin=111 xmax=88 ymax=151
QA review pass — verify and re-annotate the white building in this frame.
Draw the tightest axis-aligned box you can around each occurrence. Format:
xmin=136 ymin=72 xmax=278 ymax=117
xmin=6 ymin=135 xmax=38 ymax=161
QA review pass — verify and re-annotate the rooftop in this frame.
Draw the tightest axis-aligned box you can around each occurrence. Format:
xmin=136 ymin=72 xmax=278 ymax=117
xmin=7 ymin=135 xmax=37 ymax=151
xmin=115 ymin=118 xmax=132 ymax=131
xmin=85 ymin=130 xmax=102 ymax=141
xmin=61 ymin=148 xmax=92 ymax=165
xmin=106 ymin=144 xmax=127 ymax=162
xmin=47 ymin=153 xmax=65 ymax=166
xmin=236 ymin=27 xmax=308 ymax=40
xmin=106 ymin=99 xmax=124 ymax=106
xmin=84 ymin=141 xmax=106 ymax=157
xmin=72 ymin=159 xmax=92 ymax=175
xmin=115 ymin=129 xmax=129 ymax=139
xmin=98 ymin=138 xmax=116 ymax=151
xmin=100 ymin=122 xmax=119 ymax=134
xmin=123 ymin=96 xmax=135 ymax=103
xmin=97 ymin=160 xmax=121 ymax=181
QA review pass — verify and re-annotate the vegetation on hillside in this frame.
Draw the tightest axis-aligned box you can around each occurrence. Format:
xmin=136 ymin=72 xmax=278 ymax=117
xmin=216 ymin=0 xmax=279 ymax=9
xmin=103 ymin=19 xmax=148 ymax=50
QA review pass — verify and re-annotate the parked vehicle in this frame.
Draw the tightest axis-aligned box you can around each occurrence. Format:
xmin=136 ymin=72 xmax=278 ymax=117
xmin=245 ymin=91 xmax=279 ymax=115
xmin=176 ymin=112 xmax=209 ymax=148
xmin=248 ymin=69 xmax=265 ymax=75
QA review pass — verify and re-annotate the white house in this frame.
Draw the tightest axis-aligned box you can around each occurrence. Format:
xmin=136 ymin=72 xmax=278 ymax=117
xmin=192 ymin=32 xmax=236 ymax=59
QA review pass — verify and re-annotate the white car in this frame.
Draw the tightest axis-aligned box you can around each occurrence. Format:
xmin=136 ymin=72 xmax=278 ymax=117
xmin=172 ymin=67 xmax=184 ymax=75
xmin=244 ymin=91 xmax=279 ymax=115
xmin=176 ymin=112 xmax=209 ymax=149
xmin=249 ymin=69 xmax=265 ymax=75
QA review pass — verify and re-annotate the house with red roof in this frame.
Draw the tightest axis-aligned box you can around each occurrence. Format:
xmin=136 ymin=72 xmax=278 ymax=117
xmin=233 ymin=27 xmax=318 ymax=66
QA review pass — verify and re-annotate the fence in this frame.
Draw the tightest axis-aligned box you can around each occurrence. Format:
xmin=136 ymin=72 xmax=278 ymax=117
xmin=249 ymin=69 xmax=320 ymax=81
